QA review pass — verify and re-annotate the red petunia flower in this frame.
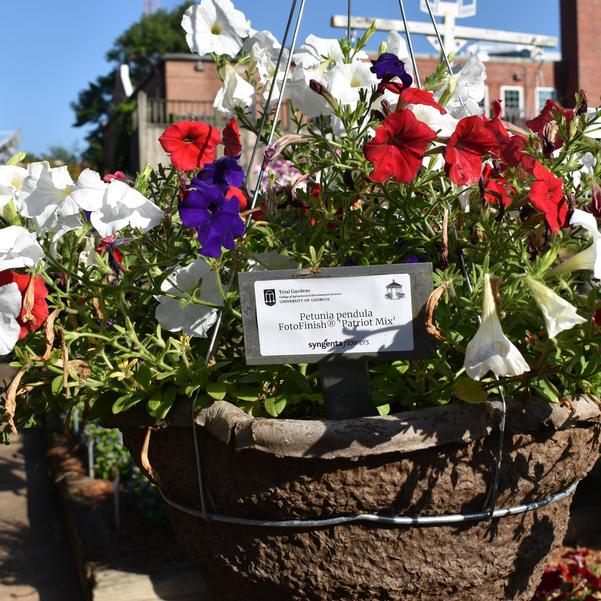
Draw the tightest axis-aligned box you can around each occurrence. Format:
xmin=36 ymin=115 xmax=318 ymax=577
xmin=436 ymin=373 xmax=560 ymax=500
xmin=528 ymin=161 xmax=567 ymax=234
xmin=526 ymin=99 xmax=574 ymax=149
xmin=223 ymin=118 xmax=242 ymax=157
xmin=481 ymin=164 xmax=514 ymax=207
xmin=159 ymin=121 xmax=221 ymax=171
xmin=444 ymin=115 xmax=499 ymax=186
xmin=484 ymin=100 xmax=510 ymax=142
xmin=0 ymin=271 xmax=49 ymax=339
xmin=379 ymin=84 xmax=447 ymax=115
xmin=226 ymin=187 xmax=248 ymax=211
xmin=364 ymin=109 xmax=437 ymax=183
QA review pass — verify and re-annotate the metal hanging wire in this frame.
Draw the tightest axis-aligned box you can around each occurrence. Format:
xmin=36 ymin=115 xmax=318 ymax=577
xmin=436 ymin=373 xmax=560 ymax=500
xmin=169 ymin=0 xmax=578 ymax=530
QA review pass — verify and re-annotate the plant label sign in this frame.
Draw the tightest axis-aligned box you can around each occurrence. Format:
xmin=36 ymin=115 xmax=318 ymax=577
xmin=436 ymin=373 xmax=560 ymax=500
xmin=239 ymin=263 xmax=433 ymax=365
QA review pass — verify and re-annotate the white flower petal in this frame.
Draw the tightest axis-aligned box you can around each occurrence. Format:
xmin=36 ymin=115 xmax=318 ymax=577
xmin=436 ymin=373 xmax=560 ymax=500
xmin=213 ymin=66 xmax=255 ymax=114
xmin=182 ymin=0 xmax=250 ymax=58
xmin=0 ymin=226 xmax=44 ymax=271
xmin=0 ymin=282 xmax=22 ymax=356
xmin=71 ymin=169 xmax=108 ymax=212
xmin=325 ymin=61 xmax=378 ymax=107
xmin=0 ymin=165 xmax=27 ymax=208
xmin=155 ymin=259 xmax=223 ymax=338
xmin=464 ymin=274 xmax=530 ymax=380
xmin=525 ymin=276 xmax=587 ymax=338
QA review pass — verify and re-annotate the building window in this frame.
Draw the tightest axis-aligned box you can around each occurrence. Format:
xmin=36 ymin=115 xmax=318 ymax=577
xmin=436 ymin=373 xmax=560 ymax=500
xmin=500 ymin=86 xmax=524 ymax=124
xmin=535 ymin=87 xmax=558 ymax=113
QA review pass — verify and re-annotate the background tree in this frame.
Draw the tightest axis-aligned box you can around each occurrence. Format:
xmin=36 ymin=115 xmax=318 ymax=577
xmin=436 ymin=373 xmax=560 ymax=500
xmin=71 ymin=3 xmax=189 ymax=168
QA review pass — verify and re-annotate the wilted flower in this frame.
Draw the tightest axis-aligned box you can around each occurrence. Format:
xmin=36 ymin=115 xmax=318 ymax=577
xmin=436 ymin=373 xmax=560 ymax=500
xmin=0 ymin=282 xmax=21 ymax=356
xmin=155 ymin=259 xmax=223 ymax=337
xmin=0 ymin=271 xmax=49 ymax=339
xmin=181 ymin=0 xmax=250 ymax=58
xmin=464 ymin=274 xmax=530 ymax=380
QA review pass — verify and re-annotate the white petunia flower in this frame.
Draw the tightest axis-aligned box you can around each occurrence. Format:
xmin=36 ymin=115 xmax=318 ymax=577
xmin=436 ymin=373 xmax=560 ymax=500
xmin=155 ymin=259 xmax=223 ymax=338
xmin=293 ymin=35 xmax=346 ymax=69
xmin=440 ymin=54 xmax=486 ymax=119
xmin=0 ymin=165 xmax=27 ymax=209
xmin=325 ymin=61 xmax=378 ymax=108
xmin=524 ymin=276 xmax=587 ymax=339
xmin=88 ymin=179 xmax=164 ymax=238
xmin=551 ymin=209 xmax=601 ymax=280
xmin=572 ymin=152 xmax=597 ymax=189
xmin=18 ymin=161 xmax=82 ymax=240
xmin=385 ymin=31 xmax=410 ymax=64
xmin=285 ymin=66 xmax=331 ymax=117
xmin=0 ymin=283 xmax=22 ymax=356
xmin=0 ymin=226 xmax=44 ymax=271
xmin=464 ymin=273 xmax=530 ymax=380
xmin=213 ymin=65 xmax=255 ymax=114
xmin=410 ymin=104 xmax=458 ymax=137
xmin=243 ymin=30 xmax=288 ymax=96
xmin=181 ymin=0 xmax=250 ymax=58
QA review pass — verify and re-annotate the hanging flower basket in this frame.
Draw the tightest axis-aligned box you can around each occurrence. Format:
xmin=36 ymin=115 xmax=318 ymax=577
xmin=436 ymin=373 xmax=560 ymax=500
xmin=114 ymin=397 xmax=601 ymax=601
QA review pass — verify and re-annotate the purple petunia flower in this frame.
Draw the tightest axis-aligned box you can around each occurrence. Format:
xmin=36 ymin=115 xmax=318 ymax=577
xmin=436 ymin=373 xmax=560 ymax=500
xmin=180 ymin=181 xmax=245 ymax=258
xmin=370 ymin=53 xmax=413 ymax=88
xmin=194 ymin=156 xmax=245 ymax=192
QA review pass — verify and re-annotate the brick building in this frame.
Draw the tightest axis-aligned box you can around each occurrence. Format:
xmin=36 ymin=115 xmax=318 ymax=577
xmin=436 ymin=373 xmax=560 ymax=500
xmin=102 ymin=0 xmax=600 ymax=172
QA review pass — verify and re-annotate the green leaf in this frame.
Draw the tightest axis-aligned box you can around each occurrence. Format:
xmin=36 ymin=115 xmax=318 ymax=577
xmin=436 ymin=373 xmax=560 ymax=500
xmin=7 ymin=151 xmax=26 ymax=166
xmin=112 ymin=394 xmax=144 ymax=414
xmin=206 ymin=382 xmax=227 ymax=400
xmin=88 ymin=394 xmax=116 ymax=420
xmin=453 ymin=376 xmax=488 ymax=404
xmin=136 ymin=364 xmax=152 ymax=390
xmin=147 ymin=387 xmax=176 ymax=419
xmin=234 ymin=385 xmax=262 ymax=402
xmin=51 ymin=375 xmax=64 ymax=396
xmin=264 ymin=396 xmax=287 ymax=417
xmin=376 ymin=403 xmax=391 ymax=416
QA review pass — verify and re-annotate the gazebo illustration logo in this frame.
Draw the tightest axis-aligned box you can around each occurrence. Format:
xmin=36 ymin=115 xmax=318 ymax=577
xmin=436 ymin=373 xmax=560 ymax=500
xmin=385 ymin=279 xmax=405 ymax=300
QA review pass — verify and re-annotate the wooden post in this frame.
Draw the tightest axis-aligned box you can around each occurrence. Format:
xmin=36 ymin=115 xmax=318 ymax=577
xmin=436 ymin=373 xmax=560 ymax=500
xmin=319 ymin=361 xmax=374 ymax=419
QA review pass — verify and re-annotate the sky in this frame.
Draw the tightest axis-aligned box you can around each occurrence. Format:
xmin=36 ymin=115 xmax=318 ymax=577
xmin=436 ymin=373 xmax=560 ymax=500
xmin=0 ymin=0 xmax=560 ymax=156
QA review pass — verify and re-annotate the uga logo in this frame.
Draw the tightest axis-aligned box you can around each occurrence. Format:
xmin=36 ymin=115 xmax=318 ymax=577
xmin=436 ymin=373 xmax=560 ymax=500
xmin=263 ymin=289 xmax=276 ymax=306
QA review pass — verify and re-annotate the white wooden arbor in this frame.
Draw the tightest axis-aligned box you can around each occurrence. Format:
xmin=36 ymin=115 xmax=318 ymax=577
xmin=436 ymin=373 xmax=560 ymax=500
xmin=332 ymin=1 xmax=557 ymax=56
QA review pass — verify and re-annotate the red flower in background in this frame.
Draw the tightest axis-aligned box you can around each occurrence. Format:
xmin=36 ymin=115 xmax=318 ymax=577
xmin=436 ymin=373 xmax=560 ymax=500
xmin=0 ymin=271 xmax=48 ymax=339
xmin=526 ymin=99 xmax=574 ymax=149
xmin=102 ymin=171 xmax=127 ymax=183
xmin=226 ymin=187 xmax=248 ymax=211
xmin=528 ymin=161 xmax=567 ymax=234
xmin=481 ymin=164 xmax=514 ymax=207
xmin=223 ymin=118 xmax=242 ymax=157
xmin=364 ymin=109 xmax=436 ymax=183
xmin=159 ymin=121 xmax=221 ymax=171
xmin=444 ymin=115 xmax=499 ymax=185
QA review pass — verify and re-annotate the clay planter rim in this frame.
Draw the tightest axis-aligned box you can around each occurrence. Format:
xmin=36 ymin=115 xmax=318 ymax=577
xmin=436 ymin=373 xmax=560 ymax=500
xmin=105 ymin=395 xmax=601 ymax=461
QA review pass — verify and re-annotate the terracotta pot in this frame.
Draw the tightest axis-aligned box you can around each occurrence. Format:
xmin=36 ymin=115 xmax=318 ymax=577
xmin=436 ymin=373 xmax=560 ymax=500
xmin=115 ymin=397 xmax=601 ymax=601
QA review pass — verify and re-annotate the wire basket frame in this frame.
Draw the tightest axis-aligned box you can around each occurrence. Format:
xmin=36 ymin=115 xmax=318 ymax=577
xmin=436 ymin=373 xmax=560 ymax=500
xmin=164 ymin=0 xmax=577 ymax=530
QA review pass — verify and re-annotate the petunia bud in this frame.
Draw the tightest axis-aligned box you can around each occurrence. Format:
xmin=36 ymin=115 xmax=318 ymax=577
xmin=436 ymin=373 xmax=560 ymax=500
xmin=381 ymin=99 xmax=392 ymax=115
xmin=541 ymin=121 xmax=559 ymax=157
xmin=591 ymin=184 xmax=601 ymax=219
xmin=309 ymin=79 xmax=337 ymax=111
xmin=575 ymin=89 xmax=588 ymax=116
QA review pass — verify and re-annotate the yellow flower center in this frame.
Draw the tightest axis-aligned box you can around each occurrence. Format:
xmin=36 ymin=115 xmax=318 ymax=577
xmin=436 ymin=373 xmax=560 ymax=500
xmin=211 ymin=22 xmax=223 ymax=35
